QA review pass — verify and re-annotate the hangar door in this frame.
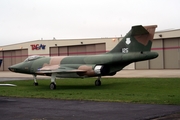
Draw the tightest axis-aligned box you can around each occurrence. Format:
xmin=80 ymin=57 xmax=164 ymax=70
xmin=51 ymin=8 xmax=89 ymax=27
xmin=50 ymin=43 xmax=106 ymax=56
xmin=149 ymin=39 xmax=164 ymax=69
xmin=135 ymin=40 xmax=163 ymax=69
xmin=163 ymin=38 xmax=180 ymax=69
xmin=0 ymin=49 xmax=28 ymax=71
xmin=135 ymin=38 xmax=180 ymax=69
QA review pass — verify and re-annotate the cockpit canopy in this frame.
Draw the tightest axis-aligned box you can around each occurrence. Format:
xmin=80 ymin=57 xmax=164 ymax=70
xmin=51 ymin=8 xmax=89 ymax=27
xmin=24 ymin=55 xmax=43 ymax=62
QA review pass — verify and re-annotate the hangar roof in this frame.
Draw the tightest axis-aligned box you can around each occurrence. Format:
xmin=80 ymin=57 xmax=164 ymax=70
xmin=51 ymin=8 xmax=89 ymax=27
xmin=0 ymin=28 xmax=180 ymax=48
xmin=154 ymin=29 xmax=180 ymax=39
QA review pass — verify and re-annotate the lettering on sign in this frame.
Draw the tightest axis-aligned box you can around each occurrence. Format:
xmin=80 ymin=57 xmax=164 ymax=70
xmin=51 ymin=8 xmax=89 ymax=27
xmin=30 ymin=44 xmax=46 ymax=50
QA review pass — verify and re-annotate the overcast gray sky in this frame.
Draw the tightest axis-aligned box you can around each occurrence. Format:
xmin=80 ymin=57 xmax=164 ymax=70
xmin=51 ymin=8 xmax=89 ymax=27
xmin=0 ymin=0 xmax=180 ymax=46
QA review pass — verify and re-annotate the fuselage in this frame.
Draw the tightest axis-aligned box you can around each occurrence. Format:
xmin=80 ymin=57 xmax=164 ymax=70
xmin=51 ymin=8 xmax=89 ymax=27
xmin=8 ymin=51 xmax=158 ymax=78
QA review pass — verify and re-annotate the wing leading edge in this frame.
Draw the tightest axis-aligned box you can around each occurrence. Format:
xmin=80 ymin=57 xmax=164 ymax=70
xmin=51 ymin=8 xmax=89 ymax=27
xmin=36 ymin=66 xmax=87 ymax=74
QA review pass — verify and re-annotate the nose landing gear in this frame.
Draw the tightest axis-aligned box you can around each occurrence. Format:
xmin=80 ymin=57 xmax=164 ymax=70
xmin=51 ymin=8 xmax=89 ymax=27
xmin=33 ymin=74 xmax=38 ymax=86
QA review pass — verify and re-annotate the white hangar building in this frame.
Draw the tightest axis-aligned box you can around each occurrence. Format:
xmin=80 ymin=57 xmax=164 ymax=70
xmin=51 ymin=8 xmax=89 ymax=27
xmin=0 ymin=28 xmax=180 ymax=71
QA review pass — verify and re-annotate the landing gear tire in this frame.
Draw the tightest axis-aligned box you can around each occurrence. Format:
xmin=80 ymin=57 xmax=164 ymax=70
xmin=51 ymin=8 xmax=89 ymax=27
xmin=33 ymin=82 xmax=38 ymax=86
xmin=95 ymin=80 xmax=101 ymax=86
xmin=49 ymin=82 xmax=56 ymax=90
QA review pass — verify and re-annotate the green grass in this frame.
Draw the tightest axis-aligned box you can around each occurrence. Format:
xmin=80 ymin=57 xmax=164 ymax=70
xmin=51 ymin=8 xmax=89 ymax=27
xmin=0 ymin=78 xmax=180 ymax=105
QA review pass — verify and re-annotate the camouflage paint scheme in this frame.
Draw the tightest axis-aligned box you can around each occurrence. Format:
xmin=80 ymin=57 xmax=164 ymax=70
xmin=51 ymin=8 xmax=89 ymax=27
xmin=9 ymin=25 xmax=158 ymax=89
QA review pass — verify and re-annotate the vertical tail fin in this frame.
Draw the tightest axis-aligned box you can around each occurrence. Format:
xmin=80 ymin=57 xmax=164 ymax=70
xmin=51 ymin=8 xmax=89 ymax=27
xmin=109 ymin=25 xmax=157 ymax=53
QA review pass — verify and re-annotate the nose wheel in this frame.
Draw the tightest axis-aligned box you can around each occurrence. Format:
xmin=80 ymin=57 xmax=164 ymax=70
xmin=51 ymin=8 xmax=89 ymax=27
xmin=95 ymin=76 xmax=101 ymax=86
xmin=33 ymin=74 xmax=38 ymax=86
xmin=50 ymin=82 xmax=56 ymax=90
xmin=33 ymin=82 xmax=38 ymax=86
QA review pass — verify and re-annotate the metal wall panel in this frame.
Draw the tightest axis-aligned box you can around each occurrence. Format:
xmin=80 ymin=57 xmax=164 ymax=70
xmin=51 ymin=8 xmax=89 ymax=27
xmin=86 ymin=45 xmax=96 ymax=55
xmin=135 ymin=61 xmax=149 ymax=69
xmin=164 ymin=38 xmax=179 ymax=69
xmin=78 ymin=46 xmax=86 ymax=55
xmin=149 ymin=39 xmax=164 ymax=69
xmin=15 ymin=50 xmax=22 ymax=63
xmin=3 ymin=51 xmax=12 ymax=71
xmin=59 ymin=47 xmax=68 ymax=56
xmin=68 ymin=46 xmax=78 ymax=56
xmin=95 ymin=43 xmax=106 ymax=54
xmin=50 ymin=47 xmax=58 ymax=56
xmin=50 ymin=43 xmax=106 ymax=57
xmin=11 ymin=51 xmax=16 ymax=65
xmin=21 ymin=49 xmax=28 ymax=61
xmin=0 ymin=51 xmax=3 ymax=71
xmin=68 ymin=44 xmax=106 ymax=56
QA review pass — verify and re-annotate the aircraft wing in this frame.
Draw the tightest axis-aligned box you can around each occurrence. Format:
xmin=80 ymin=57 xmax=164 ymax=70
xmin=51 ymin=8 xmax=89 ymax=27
xmin=36 ymin=65 xmax=87 ymax=74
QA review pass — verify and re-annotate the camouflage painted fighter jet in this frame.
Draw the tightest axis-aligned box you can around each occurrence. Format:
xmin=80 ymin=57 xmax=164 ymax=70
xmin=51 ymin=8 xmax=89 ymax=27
xmin=9 ymin=25 xmax=158 ymax=89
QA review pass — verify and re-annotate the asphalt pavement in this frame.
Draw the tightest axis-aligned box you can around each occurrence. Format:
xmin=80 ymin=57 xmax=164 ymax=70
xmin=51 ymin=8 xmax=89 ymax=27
xmin=0 ymin=97 xmax=180 ymax=120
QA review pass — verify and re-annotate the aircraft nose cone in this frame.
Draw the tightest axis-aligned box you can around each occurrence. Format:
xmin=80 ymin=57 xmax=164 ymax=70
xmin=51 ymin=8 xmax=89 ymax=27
xmin=8 ymin=64 xmax=19 ymax=72
xmin=8 ymin=66 xmax=14 ymax=72
xmin=8 ymin=62 xmax=25 ymax=73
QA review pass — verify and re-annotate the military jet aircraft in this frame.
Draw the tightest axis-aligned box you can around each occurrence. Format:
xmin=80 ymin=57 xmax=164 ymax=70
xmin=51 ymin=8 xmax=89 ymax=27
xmin=9 ymin=25 xmax=158 ymax=89
xmin=0 ymin=59 xmax=16 ymax=87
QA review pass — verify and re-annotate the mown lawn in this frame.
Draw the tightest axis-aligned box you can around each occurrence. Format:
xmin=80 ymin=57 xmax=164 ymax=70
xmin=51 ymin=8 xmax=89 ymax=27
xmin=0 ymin=78 xmax=180 ymax=105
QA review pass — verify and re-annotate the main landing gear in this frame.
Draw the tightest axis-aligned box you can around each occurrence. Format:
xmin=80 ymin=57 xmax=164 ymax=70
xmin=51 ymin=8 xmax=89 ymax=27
xmin=95 ymin=76 xmax=101 ymax=86
xmin=50 ymin=82 xmax=56 ymax=90
xmin=49 ymin=73 xmax=56 ymax=90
